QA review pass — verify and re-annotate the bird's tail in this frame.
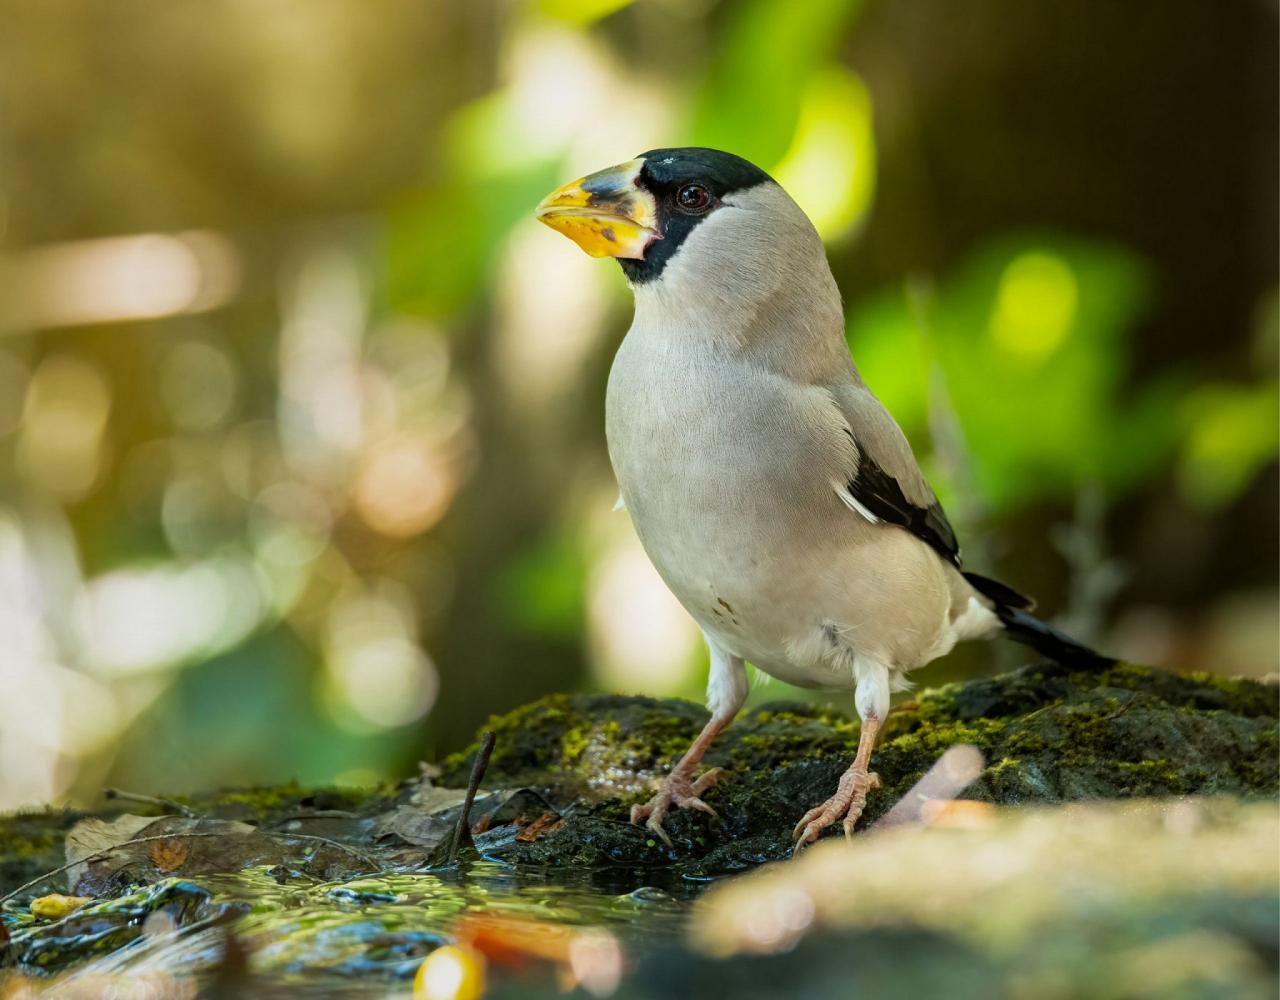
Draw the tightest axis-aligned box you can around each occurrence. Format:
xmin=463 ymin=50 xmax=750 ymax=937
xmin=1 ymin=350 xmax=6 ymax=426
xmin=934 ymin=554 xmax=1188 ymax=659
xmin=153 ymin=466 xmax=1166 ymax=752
xmin=963 ymin=571 xmax=1115 ymax=669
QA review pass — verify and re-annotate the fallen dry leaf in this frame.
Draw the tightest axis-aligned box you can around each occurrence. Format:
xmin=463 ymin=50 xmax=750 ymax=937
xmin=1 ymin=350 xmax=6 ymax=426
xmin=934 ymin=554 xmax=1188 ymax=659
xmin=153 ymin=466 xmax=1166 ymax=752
xmin=147 ymin=837 xmax=190 ymax=872
xmin=373 ymin=804 xmax=458 ymax=850
xmin=515 ymin=811 xmax=565 ymax=843
xmin=29 ymin=894 xmax=92 ymax=920
xmin=63 ymin=814 xmax=154 ymax=890
xmin=63 ymin=815 xmax=361 ymax=895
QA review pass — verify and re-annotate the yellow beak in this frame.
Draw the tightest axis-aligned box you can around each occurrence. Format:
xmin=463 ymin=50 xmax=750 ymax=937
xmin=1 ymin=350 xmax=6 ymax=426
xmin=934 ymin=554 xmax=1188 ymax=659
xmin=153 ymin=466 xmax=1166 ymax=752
xmin=535 ymin=158 xmax=660 ymax=260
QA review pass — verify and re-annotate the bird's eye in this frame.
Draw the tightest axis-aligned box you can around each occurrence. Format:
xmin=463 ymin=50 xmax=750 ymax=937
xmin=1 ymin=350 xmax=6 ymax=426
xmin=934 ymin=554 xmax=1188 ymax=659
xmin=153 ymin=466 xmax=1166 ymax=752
xmin=675 ymin=183 xmax=712 ymax=214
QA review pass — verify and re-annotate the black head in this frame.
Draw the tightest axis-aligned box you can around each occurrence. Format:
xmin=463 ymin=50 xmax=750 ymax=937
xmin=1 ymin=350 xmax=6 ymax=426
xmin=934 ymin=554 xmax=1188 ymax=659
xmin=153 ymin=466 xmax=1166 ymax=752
xmin=620 ymin=147 xmax=773 ymax=284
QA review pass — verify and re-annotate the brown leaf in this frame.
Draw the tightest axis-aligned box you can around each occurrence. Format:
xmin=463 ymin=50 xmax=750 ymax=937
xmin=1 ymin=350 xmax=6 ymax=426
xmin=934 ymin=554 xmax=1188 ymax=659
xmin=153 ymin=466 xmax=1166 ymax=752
xmin=63 ymin=814 xmax=155 ymax=890
xmin=373 ymin=804 xmax=457 ymax=849
xmin=515 ymin=811 xmax=565 ymax=843
xmin=148 ymin=837 xmax=190 ymax=872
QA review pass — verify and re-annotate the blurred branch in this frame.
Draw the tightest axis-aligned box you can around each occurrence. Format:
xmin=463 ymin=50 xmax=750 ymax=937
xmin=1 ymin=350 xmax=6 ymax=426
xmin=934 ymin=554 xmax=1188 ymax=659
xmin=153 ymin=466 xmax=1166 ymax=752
xmin=906 ymin=275 xmax=989 ymax=564
xmin=1051 ymin=483 xmax=1128 ymax=645
xmin=103 ymin=788 xmax=196 ymax=818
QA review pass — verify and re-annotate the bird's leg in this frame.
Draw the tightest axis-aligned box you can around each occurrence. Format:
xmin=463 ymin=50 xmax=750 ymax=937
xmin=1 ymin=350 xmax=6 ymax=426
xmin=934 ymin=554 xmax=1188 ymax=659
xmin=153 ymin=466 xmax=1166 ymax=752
xmin=630 ymin=638 xmax=746 ymax=847
xmin=792 ymin=659 xmax=890 ymax=852
xmin=629 ymin=713 xmax=730 ymax=846
xmin=791 ymin=713 xmax=882 ymax=851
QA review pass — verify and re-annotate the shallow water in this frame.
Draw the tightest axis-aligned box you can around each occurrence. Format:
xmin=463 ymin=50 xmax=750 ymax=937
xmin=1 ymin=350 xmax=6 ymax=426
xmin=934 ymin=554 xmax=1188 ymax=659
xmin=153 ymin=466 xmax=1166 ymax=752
xmin=4 ymin=860 xmax=696 ymax=995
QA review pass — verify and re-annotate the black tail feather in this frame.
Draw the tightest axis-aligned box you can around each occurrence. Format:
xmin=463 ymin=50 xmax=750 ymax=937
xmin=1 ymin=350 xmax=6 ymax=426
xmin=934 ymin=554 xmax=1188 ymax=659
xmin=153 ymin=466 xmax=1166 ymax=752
xmin=993 ymin=604 xmax=1115 ymax=669
xmin=963 ymin=571 xmax=1035 ymax=611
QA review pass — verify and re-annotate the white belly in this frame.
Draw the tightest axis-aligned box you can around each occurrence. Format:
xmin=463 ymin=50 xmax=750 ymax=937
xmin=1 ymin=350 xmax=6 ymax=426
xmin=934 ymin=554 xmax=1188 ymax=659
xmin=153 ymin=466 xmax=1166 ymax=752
xmin=605 ymin=333 xmax=963 ymax=687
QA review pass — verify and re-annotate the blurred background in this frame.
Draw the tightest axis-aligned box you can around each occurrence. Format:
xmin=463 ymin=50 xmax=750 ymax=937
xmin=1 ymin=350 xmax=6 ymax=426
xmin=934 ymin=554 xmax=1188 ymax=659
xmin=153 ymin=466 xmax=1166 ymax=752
xmin=0 ymin=0 xmax=1275 ymax=809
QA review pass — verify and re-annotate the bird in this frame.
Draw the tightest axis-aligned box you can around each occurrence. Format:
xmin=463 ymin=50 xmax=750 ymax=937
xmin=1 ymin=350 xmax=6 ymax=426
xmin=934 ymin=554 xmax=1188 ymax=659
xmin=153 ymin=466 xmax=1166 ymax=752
xmin=535 ymin=147 xmax=1110 ymax=850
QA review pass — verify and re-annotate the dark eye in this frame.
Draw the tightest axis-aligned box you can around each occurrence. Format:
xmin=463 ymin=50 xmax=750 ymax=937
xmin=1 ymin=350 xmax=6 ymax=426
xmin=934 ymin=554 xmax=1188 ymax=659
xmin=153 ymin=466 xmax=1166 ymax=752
xmin=675 ymin=183 xmax=712 ymax=214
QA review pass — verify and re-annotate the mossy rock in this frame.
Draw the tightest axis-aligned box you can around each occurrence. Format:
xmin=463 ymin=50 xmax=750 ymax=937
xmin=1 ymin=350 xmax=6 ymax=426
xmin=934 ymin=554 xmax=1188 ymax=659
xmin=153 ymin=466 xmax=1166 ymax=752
xmin=3 ymin=662 xmax=1275 ymax=893
xmin=442 ymin=662 xmax=1278 ymax=877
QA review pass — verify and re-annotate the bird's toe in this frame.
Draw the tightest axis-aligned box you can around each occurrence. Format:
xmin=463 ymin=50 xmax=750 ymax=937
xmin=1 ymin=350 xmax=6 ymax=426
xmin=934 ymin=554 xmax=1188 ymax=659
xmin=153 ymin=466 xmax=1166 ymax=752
xmin=630 ymin=768 xmax=728 ymax=849
xmin=644 ymin=812 xmax=674 ymax=848
xmin=678 ymin=795 xmax=718 ymax=818
xmin=690 ymin=767 xmax=726 ymax=796
xmin=791 ymin=805 xmax=824 ymax=843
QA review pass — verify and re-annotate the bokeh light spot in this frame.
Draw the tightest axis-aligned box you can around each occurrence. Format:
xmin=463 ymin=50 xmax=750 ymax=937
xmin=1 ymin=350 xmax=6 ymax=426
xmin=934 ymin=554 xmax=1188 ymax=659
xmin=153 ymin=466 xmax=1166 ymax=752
xmin=588 ymin=535 xmax=700 ymax=695
xmin=989 ymin=251 xmax=1079 ymax=361
xmin=159 ymin=339 xmax=239 ymax=432
xmin=355 ymin=435 xmax=457 ymax=538
xmin=17 ymin=355 xmax=112 ymax=500
xmin=414 ymin=945 xmax=486 ymax=1000
xmin=772 ymin=66 xmax=876 ymax=241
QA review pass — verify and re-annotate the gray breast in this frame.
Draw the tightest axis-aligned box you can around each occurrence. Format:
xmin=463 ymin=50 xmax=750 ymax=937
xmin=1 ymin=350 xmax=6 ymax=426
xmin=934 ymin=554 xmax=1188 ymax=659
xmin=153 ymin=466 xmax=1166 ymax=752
xmin=605 ymin=330 xmax=839 ymax=627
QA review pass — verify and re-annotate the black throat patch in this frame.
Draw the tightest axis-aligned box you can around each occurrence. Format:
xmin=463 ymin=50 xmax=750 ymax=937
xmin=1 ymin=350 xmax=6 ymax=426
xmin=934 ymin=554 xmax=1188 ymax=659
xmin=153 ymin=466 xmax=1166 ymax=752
xmin=619 ymin=147 xmax=772 ymax=285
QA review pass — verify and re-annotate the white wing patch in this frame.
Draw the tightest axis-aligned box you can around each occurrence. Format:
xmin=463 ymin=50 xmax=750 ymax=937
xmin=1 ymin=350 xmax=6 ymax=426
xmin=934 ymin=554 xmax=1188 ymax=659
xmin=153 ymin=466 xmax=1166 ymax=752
xmin=832 ymin=479 xmax=880 ymax=524
xmin=612 ymin=493 xmax=626 ymax=512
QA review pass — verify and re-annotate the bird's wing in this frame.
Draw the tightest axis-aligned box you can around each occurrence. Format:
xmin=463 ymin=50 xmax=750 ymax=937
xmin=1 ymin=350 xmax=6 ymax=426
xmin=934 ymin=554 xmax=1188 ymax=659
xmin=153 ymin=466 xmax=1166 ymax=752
xmin=826 ymin=383 xmax=962 ymax=568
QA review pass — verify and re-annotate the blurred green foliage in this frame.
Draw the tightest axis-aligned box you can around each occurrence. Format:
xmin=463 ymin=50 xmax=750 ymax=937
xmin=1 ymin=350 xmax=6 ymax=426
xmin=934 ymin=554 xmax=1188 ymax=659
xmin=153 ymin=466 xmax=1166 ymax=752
xmin=850 ymin=235 xmax=1181 ymax=512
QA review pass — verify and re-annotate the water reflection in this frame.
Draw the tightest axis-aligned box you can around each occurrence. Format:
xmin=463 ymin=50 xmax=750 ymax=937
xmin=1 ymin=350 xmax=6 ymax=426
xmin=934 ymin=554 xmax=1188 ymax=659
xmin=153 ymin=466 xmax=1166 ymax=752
xmin=10 ymin=861 xmax=692 ymax=993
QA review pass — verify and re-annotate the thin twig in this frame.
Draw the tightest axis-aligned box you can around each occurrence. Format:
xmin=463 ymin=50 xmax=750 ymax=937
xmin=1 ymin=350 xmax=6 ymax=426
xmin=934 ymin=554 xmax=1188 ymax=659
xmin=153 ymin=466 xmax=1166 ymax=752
xmin=270 ymin=832 xmax=381 ymax=870
xmin=274 ymin=810 xmax=360 ymax=822
xmin=104 ymin=788 xmax=197 ymax=818
xmin=1099 ymin=691 xmax=1140 ymax=722
xmin=0 ymin=827 xmax=383 ymax=907
xmin=0 ymin=832 xmax=228 ymax=906
xmin=448 ymin=731 xmax=496 ymax=865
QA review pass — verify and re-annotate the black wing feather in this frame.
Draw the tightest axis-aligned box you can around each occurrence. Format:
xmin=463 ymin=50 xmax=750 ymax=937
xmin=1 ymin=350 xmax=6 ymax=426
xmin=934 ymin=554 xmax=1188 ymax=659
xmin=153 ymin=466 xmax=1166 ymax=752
xmin=847 ymin=453 xmax=961 ymax=568
xmin=844 ymin=436 xmax=1109 ymax=667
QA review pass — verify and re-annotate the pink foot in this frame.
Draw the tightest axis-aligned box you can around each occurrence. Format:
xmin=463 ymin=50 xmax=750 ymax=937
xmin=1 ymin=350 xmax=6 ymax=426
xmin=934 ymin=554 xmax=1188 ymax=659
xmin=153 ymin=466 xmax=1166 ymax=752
xmin=792 ymin=769 xmax=881 ymax=853
xmin=630 ymin=768 xmax=726 ymax=847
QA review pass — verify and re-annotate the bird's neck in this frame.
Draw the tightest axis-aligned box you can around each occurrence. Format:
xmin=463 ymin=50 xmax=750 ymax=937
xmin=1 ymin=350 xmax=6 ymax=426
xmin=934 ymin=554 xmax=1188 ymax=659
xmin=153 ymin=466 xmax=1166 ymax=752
xmin=628 ymin=244 xmax=853 ymax=384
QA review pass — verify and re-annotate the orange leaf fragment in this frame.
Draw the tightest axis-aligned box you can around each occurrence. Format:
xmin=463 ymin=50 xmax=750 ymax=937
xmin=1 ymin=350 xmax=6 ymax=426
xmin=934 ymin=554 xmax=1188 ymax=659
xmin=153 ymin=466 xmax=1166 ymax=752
xmin=148 ymin=837 xmax=190 ymax=872
xmin=515 ymin=811 xmax=565 ymax=843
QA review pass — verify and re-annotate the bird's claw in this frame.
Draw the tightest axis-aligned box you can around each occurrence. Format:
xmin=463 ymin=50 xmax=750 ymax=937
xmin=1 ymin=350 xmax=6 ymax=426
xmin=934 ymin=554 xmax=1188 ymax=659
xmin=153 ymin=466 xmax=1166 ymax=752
xmin=791 ymin=771 xmax=881 ymax=854
xmin=630 ymin=767 xmax=727 ymax=848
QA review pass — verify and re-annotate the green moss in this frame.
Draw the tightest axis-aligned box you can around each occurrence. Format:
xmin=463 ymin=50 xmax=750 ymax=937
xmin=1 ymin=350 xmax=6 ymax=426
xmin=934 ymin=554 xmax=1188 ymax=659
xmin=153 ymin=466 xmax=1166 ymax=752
xmin=0 ymin=811 xmax=85 ymax=899
xmin=437 ymin=661 xmax=1276 ymax=876
xmin=8 ymin=662 xmax=1271 ymax=894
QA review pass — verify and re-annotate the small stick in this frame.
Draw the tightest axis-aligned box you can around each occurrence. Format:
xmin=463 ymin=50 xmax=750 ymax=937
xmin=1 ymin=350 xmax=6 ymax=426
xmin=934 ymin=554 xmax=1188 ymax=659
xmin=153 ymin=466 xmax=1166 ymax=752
xmin=104 ymin=788 xmax=197 ymax=818
xmin=272 ymin=832 xmax=381 ymax=870
xmin=0 ymin=828 xmax=383 ymax=907
xmin=447 ymin=731 xmax=496 ymax=865
xmin=274 ymin=810 xmax=360 ymax=822
xmin=0 ymin=832 xmax=227 ymax=906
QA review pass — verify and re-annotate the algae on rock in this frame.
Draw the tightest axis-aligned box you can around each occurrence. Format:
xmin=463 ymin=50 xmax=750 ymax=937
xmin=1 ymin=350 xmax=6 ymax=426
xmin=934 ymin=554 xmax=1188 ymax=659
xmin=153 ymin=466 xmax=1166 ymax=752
xmin=441 ymin=662 xmax=1278 ymax=876
xmin=0 ymin=661 xmax=1276 ymax=995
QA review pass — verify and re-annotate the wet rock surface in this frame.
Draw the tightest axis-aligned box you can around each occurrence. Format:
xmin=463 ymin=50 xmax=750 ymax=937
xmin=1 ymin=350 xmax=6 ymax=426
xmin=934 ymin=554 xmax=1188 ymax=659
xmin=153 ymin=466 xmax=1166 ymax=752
xmin=0 ymin=661 xmax=1275 ymax=996
xmin=441 ymin=661 xmax=1279 ymax=877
